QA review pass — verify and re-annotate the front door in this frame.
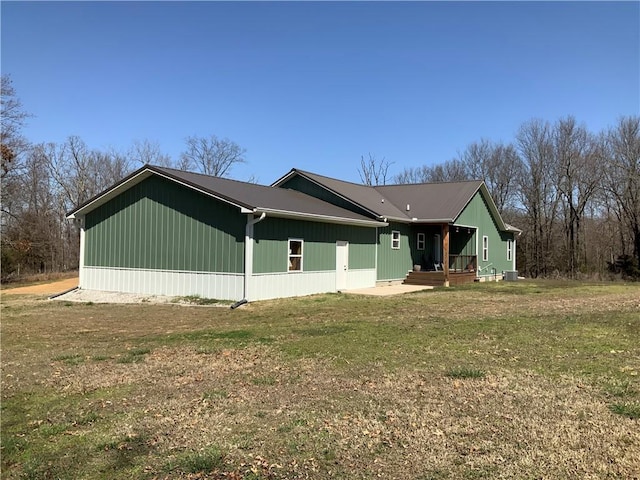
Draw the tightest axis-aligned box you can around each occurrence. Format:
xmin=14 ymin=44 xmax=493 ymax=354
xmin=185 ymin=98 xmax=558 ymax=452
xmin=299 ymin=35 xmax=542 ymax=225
xmin=336 ymin=241 xmax=349 ymax=290
xmin=433 ymin=234 xmax=442 ymax=264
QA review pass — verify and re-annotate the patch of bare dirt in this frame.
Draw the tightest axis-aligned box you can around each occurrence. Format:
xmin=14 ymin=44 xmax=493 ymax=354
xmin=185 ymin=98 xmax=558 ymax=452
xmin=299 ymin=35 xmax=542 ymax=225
xmin=2 ymin=277 xmax=78 ymax=295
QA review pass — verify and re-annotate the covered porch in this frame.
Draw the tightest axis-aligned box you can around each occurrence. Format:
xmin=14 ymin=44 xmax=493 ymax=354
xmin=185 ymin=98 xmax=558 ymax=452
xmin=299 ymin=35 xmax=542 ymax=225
xmin=403 ymin=223 xmax=478 ymax=287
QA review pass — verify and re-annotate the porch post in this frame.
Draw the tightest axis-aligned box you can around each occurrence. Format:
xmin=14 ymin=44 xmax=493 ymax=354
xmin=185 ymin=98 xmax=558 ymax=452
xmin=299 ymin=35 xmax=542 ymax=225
xmin=443 ymin=223 xmax=450 ymax=287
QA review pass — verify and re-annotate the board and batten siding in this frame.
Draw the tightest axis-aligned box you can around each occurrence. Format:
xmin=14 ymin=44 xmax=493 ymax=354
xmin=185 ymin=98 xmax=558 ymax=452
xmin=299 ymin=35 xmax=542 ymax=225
xmin=454 ymin=191 xmax=514 ymax=276
xmin=82 ymin=176 xmax=245 ymax=299
xmin=252 ymin=217 xmax=376 ymax=273
xmin=376 ymin=222 xmax=413 ymax=281
xmin=248 ymin=216 xmax=377 ymax=300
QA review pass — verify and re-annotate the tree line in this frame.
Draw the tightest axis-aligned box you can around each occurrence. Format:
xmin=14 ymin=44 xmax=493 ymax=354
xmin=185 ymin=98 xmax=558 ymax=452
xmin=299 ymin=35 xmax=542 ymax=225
xmin=1 ymin=75 xmax=246 ymax=279
xmin=358 ymin=116 xmax=640 ymax=279
xmin=2 ymin=74 xmax=639 ymax=280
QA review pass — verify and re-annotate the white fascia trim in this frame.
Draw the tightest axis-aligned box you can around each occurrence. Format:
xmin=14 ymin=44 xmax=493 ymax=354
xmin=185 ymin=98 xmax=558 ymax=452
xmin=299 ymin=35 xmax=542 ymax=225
xmin=67 ymin=168 xmax=250 ymax=219
xmin=254 ymin=208 xmax=387 ymax=227
xmin=270 ymin=169 xmax=297 ymax=187
xmin=67 ymin=170 xmax=153 ymax=219
xmin=505 ymin=223 xmax=523 ymax=234
xmin=451 ymin=222 xmax=477 ymax=229
xmin=409 ymin=218 xmax=455 ymax=224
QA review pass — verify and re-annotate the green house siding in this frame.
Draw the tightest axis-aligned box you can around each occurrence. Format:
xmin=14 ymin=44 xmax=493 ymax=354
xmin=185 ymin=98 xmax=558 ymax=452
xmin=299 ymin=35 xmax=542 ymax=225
xmin=280 ymin=176 xmax=373 ymax=218
xmin=455 ymin=191 xmax=514 ymax=274
xmin=377 ymin=222 xmax=413 ymax=281
xmin=253 ymin=217 xmax=376 ymax=274
xmin=84 ymin=176 xmax=245 ymax=273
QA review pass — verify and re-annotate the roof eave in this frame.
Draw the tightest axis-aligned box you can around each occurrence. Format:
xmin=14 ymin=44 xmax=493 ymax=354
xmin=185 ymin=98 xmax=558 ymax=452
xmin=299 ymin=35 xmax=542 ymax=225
xmin=410 ymin=218 xmax=455 ymax=224
xmin=273 ymin=169 xmax=384 ymax=219
xmin=66 ymin=165 xmax=253 ymax=220
xmin=66 ymin=167 xmax=154 ymax=219
xmin=254 ymin=207 xmax=387 ymax=227
xmin=451 ymin=182 xmax=511 ymax=232
xmin=270 ymin=168 xmax=297 ymax=187
xmin=505 ymin=223 xmax=523 ymax=235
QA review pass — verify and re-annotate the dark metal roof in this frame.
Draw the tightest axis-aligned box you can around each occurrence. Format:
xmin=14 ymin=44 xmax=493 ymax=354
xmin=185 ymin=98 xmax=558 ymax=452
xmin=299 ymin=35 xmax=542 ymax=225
xmin=374 ymin=180 xmax=483 ymax=222
xmin=279 ymin=169 xmax=408 ymax=219
xmin=68 ymin=164 xmax=515 ymax=231
xmin=280 ymin=169 xmax=486 ymax=223
xmin=154 ymin=166 xmax=380 ymax=222
xmin=67 ymin=165 xmax=381 ymax=226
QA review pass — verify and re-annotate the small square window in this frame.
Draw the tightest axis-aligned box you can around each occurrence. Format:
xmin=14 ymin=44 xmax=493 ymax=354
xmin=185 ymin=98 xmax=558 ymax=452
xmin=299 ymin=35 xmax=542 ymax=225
xmin=417 ymin=233 xmax=425 ymax=250
xmin=391 ymin=230 xmax=401 ymax=249
xmin=288 ymin=239 xmax=303 ymax=272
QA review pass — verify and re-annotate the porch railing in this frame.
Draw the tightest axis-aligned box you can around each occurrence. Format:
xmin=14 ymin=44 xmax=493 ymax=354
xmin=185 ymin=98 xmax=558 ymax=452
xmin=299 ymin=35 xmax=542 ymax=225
xmin=449 ymin=255 xmax=477 ymax=273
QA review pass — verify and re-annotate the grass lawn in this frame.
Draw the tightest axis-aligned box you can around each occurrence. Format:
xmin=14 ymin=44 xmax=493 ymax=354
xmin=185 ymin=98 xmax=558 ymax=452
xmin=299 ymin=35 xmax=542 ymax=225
xmin=1 ymin=280 xmax=639 ymax=479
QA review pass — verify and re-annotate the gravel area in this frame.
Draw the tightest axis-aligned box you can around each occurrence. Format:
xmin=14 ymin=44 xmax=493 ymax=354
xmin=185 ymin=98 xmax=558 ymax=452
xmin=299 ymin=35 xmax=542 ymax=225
xmin=52 ymin=288 xmax=232 ymax=306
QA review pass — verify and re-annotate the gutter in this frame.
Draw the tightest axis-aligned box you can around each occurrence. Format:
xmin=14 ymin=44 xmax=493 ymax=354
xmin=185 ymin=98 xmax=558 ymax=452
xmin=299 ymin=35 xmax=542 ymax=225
xmin=254 ymin=207 xmax=387 ymax=227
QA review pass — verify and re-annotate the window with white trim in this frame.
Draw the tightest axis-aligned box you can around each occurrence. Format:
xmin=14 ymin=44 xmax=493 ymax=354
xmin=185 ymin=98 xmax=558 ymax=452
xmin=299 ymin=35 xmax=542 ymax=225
xmin=507 ymin=239 xmax=513 ymax=261
xmin=391 ymin=230 xmax=401 ymax=249
xmin=417 ymin=232 xmax=425 ymax=250
xmin=288 ymin=239 xmax=303 ymax=272
xmin=482 ymin=235 xmax=489 ymax=262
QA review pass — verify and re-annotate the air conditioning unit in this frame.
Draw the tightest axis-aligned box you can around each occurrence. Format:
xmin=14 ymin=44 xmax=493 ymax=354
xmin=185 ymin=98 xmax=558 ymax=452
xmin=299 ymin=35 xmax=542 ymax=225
xmin=504 ymin=270 xmax=518 ymax=281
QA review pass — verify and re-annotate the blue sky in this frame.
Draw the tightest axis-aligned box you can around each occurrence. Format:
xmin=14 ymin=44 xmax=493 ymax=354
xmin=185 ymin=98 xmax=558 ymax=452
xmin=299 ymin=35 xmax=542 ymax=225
xmin=2 ymin=1 xmax=638 ymax=184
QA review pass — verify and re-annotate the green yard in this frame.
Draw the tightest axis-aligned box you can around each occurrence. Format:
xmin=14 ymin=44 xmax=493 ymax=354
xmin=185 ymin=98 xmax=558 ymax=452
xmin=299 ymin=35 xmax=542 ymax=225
xmin=1 ymin=281 xmax=639 ymax=479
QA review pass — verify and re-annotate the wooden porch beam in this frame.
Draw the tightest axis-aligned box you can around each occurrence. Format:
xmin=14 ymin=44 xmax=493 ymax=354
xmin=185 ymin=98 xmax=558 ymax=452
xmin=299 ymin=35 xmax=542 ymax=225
xmin=443 ymin=223 xmax=450 ymax=287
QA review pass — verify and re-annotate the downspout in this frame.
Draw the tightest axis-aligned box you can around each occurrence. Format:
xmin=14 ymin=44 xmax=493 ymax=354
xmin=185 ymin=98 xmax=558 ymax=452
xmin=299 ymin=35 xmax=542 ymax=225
xmin=77 ymin=215 xmax=86 ymax=288
xmin=236 ymin=212 xmax=266 ymax=307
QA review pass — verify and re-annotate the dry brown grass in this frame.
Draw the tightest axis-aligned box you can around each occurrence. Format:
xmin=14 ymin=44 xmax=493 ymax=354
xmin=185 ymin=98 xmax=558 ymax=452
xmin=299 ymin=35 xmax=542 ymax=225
xmin=2 ymin=280 xmax=639 ymax=479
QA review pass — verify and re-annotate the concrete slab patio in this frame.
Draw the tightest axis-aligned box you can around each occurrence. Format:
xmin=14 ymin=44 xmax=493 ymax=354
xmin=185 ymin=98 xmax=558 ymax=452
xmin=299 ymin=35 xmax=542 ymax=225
xmin=343 ymin=284 xmax=433 ymax=296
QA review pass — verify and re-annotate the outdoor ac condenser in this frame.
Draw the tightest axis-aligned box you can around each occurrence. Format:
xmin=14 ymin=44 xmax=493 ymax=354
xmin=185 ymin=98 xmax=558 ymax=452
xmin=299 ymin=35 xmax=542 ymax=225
xmin=504 ymin=271 xmax=518 ymax=281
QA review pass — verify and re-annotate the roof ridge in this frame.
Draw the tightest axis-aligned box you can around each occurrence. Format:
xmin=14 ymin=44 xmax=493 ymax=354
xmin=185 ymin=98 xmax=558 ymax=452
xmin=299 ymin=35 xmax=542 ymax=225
xmin=376 ymin=179 xmax=484 ymax=188
xmin=151 ymin=164 xmax=270 ymax=189
xmin=294 ymin=168 xmax=377 ymax=189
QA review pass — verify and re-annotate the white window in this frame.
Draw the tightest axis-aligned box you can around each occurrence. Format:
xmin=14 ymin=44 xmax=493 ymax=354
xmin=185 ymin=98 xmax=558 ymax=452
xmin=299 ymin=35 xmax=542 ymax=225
xmin=391 ymin=231 xmax=401 ymax=249
xmin=288 ymin=239 xmax=303 ymax=272
xmin=482 ymin=235 xmax=489 ymax=262
xmin=507 ymin=239 xmax=513 ymax=261
xmin=417 ymin=233 xmax=425 ymax=250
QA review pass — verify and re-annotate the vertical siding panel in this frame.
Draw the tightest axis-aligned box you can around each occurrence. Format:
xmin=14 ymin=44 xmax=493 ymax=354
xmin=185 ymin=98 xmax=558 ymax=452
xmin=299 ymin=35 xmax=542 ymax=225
xmin=115 ymin=194 xmax=121 ymax=267
xmin=211 ymin=220 xmax=218 ymax=272
xmin=164 ymin=191 xmax=171 ymax=270
xmin=145 ymin=195 xmax=152 ymax=268
xmin=170 ymin=193 xmax=175 ymax=270
xmin=129 ymin=191 xmax=135 ymax=266
xmin=110 ymin=193 xmax=117 ymax=266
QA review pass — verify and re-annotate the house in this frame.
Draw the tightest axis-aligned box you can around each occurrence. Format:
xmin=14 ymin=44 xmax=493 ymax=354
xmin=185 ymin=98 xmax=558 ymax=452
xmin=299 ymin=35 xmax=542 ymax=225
xmin=273 ymin=169 xmax=521 ymax=287
xmin=66 ymin=164 xmax=519 ymax=302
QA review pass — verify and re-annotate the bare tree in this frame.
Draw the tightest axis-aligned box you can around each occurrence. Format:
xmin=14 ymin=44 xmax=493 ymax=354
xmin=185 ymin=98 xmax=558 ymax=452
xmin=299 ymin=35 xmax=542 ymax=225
xmin=358 ymin=153 xmax=393 ymax=186
xmin=1 ymin=75 xmax=31 ymax=178
xmin=462 ymin=139 xmax=523 ymax=213
xmin=553 ymin=116 xmax=600 ymax=276
xmin=393 ymin=165 xmax=431 ymax=184
xmin=181 ymin=135 xmax=246 ymax=177
xmin=516 ymin=119 xmax=560 ymax=277
xmin=602 ymin=116 xmax=640 ymax=274
xmin=1 ymin=146 xmax=62 ymax=276
xmin=129 ymin=139 xmax=172 ymax=167
xmin=393 ymin=158 xmax=469 ymax=184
